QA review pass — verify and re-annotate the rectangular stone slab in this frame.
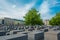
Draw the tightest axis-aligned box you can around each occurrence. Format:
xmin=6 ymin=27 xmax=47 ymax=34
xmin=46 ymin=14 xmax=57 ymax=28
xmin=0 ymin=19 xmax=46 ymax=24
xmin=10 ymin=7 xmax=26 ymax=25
xmin=44 ymin=31 xmax=60 ymax=40
xmin=0 ymin=33 xmax=28 ymax=40
xmin=28 ymin=31 xmax=44 ymax=40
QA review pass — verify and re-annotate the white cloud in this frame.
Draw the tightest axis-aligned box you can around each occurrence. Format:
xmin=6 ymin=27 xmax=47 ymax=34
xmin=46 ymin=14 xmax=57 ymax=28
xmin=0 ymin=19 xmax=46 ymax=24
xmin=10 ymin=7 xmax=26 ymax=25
xmin=39 ymin=0 xmax=51 ymax=20
xmin=12 ymin=5 xmax=16 ymax=8
xmin=39 ymin=0 xmax=59 ymax=20
xmin=39 ymin=1 xmax=50 ymax=14
xmin=0 ymin=0 xmax=36 ymax=20
xmin=47 ymin=0 xmax=60 ymax=7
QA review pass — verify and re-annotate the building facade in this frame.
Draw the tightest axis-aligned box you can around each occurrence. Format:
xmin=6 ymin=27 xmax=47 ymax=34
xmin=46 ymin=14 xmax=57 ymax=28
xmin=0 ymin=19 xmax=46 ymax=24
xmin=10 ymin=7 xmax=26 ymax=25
xmin=0 ymin=17 xmax=24 ymax=26
xmin=43 ymin=19 xmax=49 ymax=26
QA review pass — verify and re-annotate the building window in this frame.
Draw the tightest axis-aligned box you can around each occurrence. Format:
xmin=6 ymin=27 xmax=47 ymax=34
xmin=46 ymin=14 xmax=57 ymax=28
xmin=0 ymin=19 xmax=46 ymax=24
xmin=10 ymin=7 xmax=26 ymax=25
xmin=2 ymin=20 xmax=4 ymax=24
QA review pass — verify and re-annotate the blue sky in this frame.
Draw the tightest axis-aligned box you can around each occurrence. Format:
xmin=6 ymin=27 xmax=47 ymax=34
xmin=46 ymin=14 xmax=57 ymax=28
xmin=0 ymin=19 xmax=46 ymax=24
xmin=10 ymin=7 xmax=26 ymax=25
xmin=0 ymin=0 xmax=60 ymax=20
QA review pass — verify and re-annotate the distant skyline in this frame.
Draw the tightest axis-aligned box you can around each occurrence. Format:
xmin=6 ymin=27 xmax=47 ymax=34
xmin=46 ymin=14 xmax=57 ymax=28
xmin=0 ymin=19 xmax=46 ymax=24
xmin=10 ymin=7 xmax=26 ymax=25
xmin=0 ymin=0 xmax=60 ymax=20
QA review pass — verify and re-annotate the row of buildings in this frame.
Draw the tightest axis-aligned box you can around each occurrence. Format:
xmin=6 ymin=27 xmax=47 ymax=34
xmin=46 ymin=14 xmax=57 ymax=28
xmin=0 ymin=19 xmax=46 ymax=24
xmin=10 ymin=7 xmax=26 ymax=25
xmin=0 ymin=17 xmax=24 ymax=26
xmin=0 ymin=17 xmax=49 ymax=26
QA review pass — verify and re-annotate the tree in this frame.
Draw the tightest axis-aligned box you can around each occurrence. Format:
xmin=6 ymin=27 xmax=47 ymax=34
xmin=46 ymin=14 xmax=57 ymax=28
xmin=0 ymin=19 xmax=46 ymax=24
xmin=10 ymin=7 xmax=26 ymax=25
xmin=49 ymin=12 xmax=60 ymax=26
xmin=24 ymin=8 xmax=43 ymax=25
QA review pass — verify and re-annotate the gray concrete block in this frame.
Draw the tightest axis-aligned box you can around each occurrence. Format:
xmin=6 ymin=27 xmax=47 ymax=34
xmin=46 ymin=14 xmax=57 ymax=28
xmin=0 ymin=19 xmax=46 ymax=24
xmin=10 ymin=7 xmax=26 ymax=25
xmin=0 ymin=33 xmax=28 ymax=40
xmin=28 ymin=31 xmax=44 ymax=40
xmin=44 ymin=31 xmax=60 ymax=40
xmin=40 ymin=28 xmax=48 ymax=32
xmin=0 ymin=31 xmax=6 ymax=36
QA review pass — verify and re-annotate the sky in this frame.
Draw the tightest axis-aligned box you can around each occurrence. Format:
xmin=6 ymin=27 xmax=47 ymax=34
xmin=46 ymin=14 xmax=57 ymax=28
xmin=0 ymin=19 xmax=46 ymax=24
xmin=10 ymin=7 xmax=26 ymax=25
xmin=0 ymin=0 xmax=60 ymax=20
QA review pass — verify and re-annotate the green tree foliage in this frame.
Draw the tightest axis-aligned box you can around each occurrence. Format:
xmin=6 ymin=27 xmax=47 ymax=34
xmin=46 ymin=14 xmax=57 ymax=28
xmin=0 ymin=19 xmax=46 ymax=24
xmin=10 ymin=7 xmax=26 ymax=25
xmin=24 ymin=8 xmax=43 ymax=25
xmin=49 ymin=12 xmax=60 ymax=26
